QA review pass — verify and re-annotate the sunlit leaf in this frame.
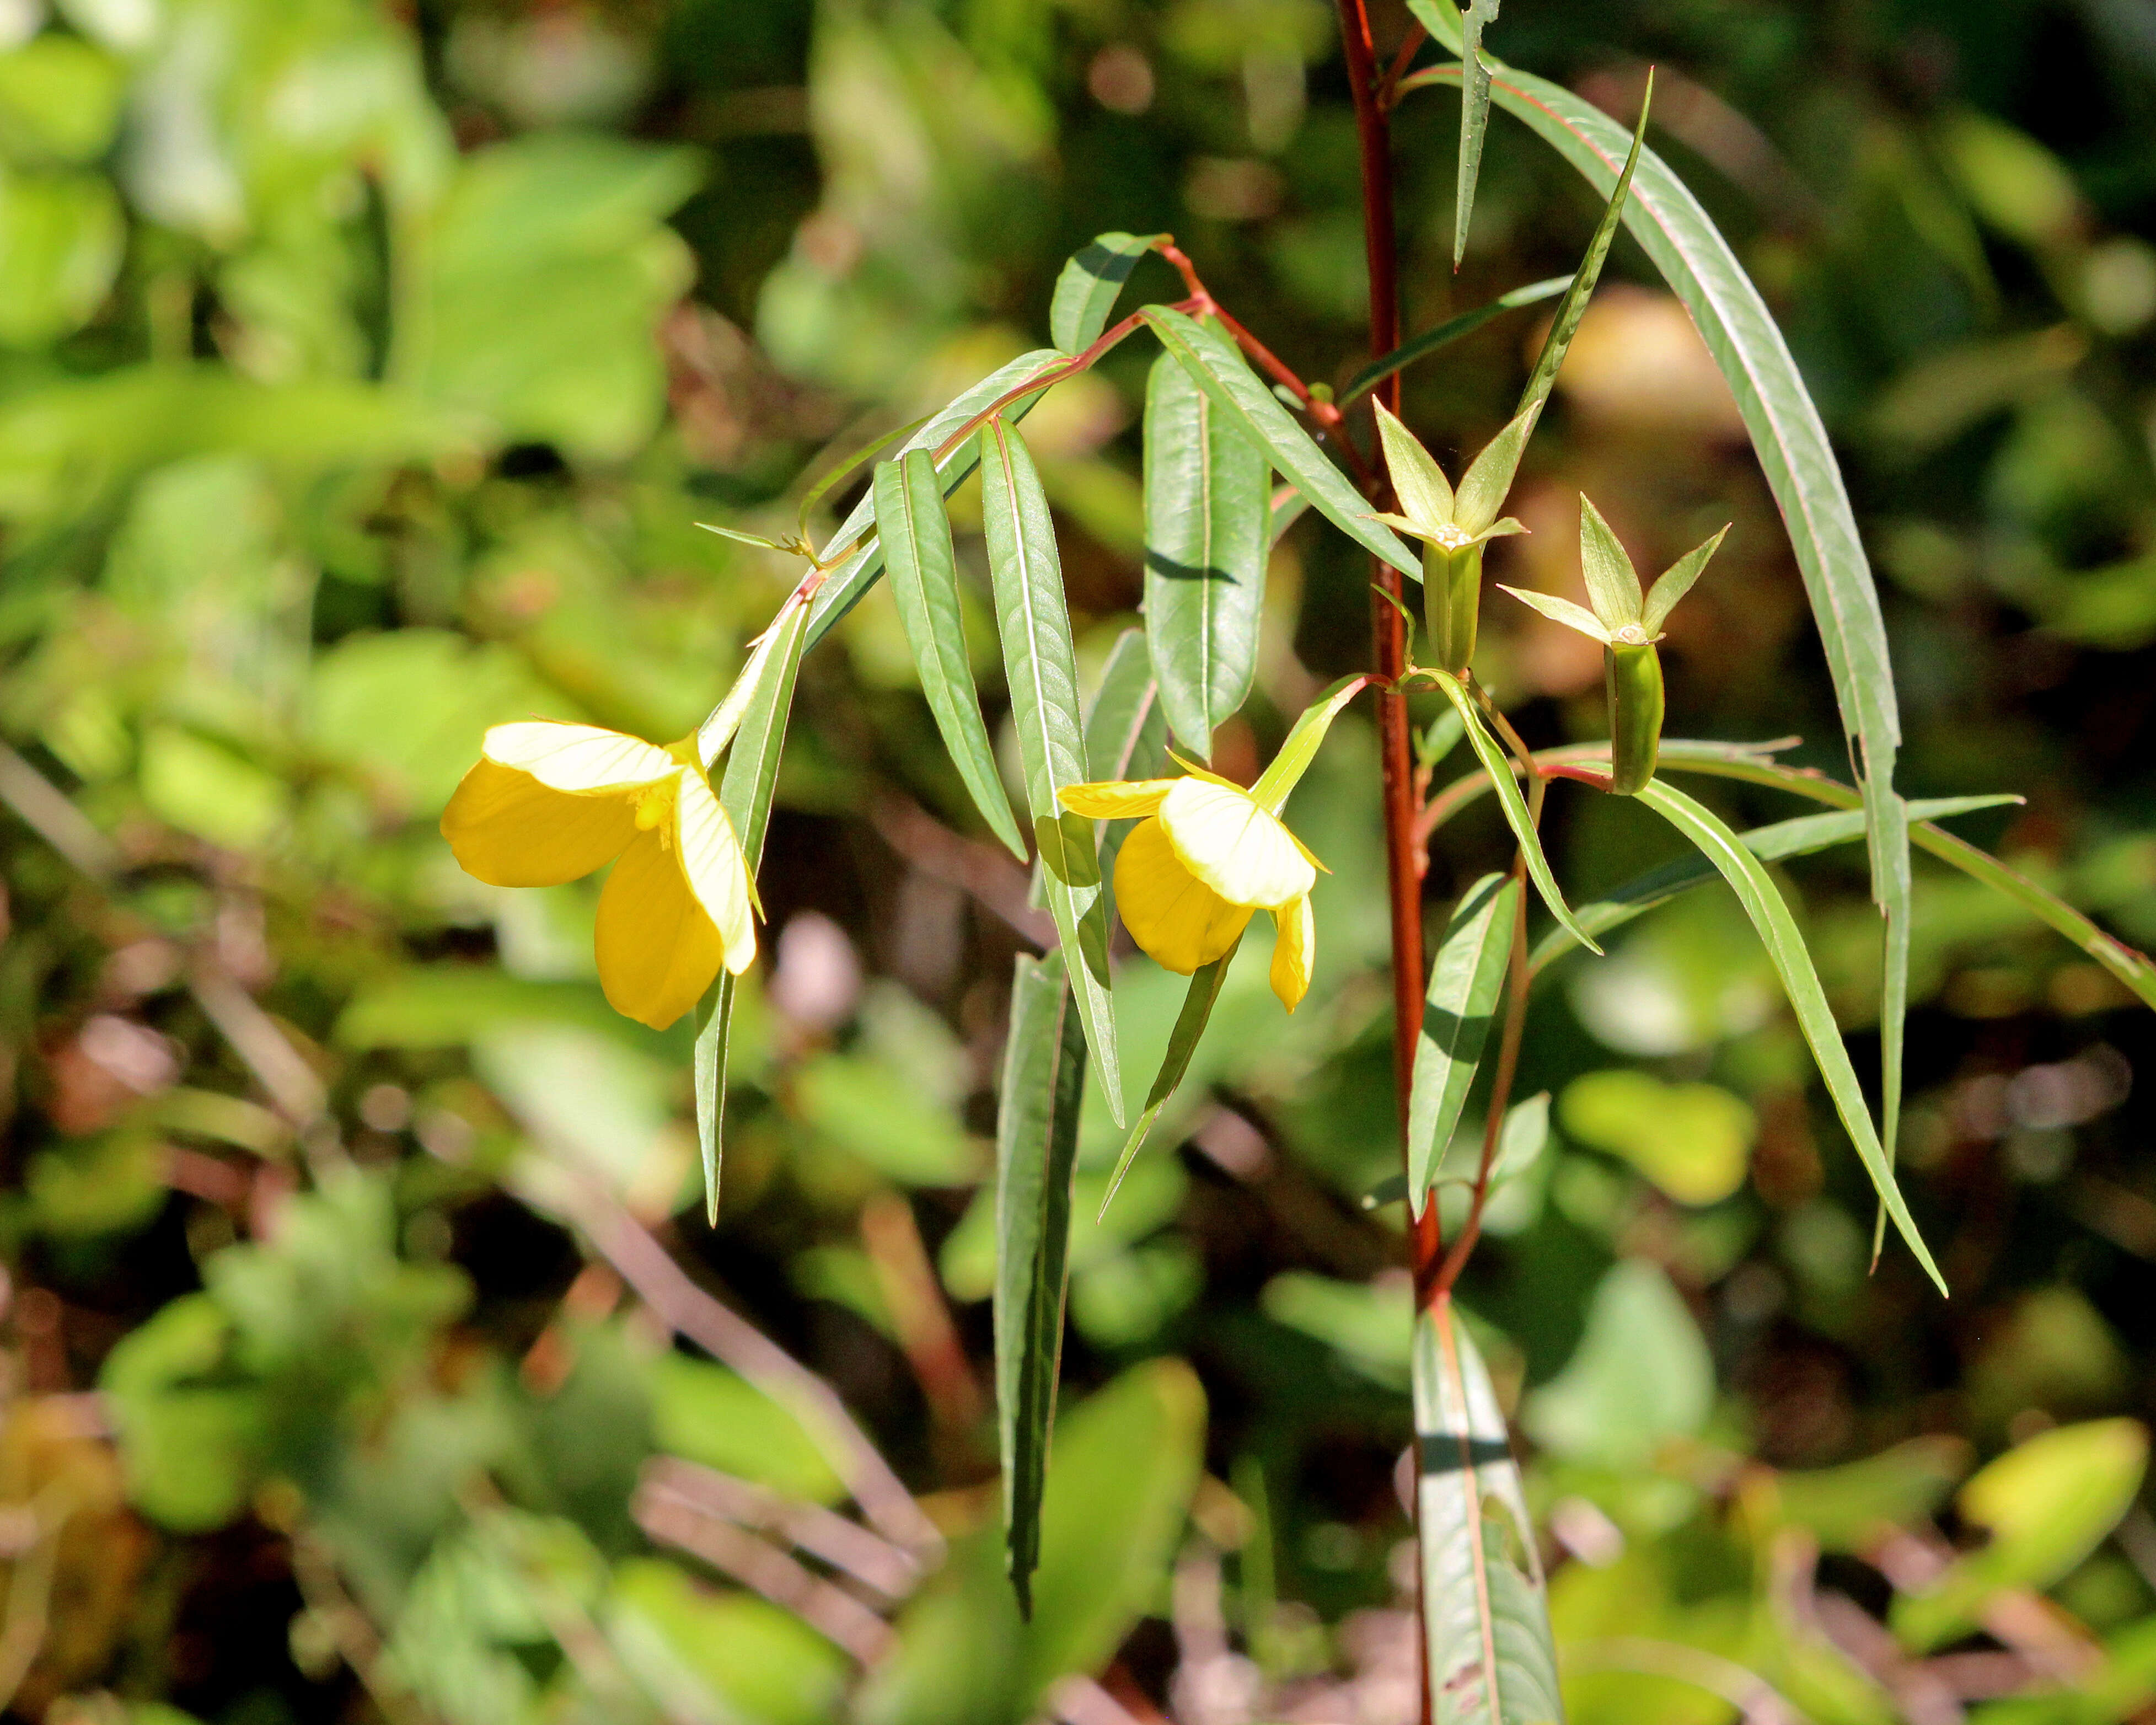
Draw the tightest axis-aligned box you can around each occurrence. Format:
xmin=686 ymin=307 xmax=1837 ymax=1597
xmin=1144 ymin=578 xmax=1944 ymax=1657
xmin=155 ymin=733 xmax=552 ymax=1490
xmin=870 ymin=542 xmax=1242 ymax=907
xmin=1407 ymin=872 xmax=1518 ymax=1217
xmin=1340 ymin=275 xmax=1571 ymax=408
xmin=1452 ymin=0 xmax=1504 ymax=270
xmin=1097 ymin=944 xmax=1239 ymax=1220
xmin=1050 ymin=231 xmax=1161 ymax=355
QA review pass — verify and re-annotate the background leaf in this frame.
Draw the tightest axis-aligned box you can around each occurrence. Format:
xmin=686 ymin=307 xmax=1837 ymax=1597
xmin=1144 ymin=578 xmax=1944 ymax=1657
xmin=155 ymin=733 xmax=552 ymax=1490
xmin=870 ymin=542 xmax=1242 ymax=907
xmin=1407 ymin=873 xmax=1519 ymax=1215
xmin=1050 ymin=231 xmax=1160 ymax=355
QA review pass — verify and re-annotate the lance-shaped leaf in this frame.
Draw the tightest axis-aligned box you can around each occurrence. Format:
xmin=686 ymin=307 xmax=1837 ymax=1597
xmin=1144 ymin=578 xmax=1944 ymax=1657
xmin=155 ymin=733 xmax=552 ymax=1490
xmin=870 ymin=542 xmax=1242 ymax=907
xmin=1407 ymin=873 xmax=1520 ymax=1217
xmin=1143 ymin=350 xmax=1270 ymax=759
xmin=693 ymin=598 xmax=811 ymax=1223
xmin=1141 ymin=305 xmax=1420 ymax=581
xmin=1635 ymin=779 xmax=1944 ymax=1294
xmin=1409 ymin=52 xmax=1916 ymax=1279
xmin=801 ymin=348 xmax=1063 ymax=649
xmin=1528 ymin=796 xmax=2018 ymax=975
xmin=875 ymin=449 xmax=1028 ymax=860
xmin=1051 ymin=231 xmax=1162 ymax=355
xmin=980 ymin=417 xmax=1125 ymax=1125
xmin=1452 ymin=0 xmax=1504 ymax=270
xmin=1431 ymin=673 xmax=1600 ymax=955
xmin=995 ymin=950 xmax=1088 ymax=1615
xmin=1342 ymin=275 xmax=1572 ymax=408
xmin=1082 ymin=628 xmax=1168 ymax=901
xmin=1417 ymin=1297 xmax=1563 ymax=1725
xmin=796 ymin=414 xmax=931 ymax=542
xmin=1097 ymin=943 xmax=1240 ymax=1218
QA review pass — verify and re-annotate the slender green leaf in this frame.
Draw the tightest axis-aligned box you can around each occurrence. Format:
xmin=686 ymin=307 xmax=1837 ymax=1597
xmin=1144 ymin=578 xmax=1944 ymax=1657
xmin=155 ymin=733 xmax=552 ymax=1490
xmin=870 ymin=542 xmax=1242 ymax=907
xmin=1050 ymin=231 xmax=1162 ymax=355
xmin=1143 ymin=350 xmax=1270 ymax=758
xmin=876 ymin=449 xmax=1028 ymax=860
xmin=1528 ymin=796 xmax=2020 ymax=976
xmin=1510 ymin=70 xmax=1652 ymax=433
xmin=1251 ymin=674 xmax=1367 ymax=812
xmin=1452 ymin=0 xmax=1504 ymax=270
xmin=1417 ymin=705 xmax=1468 ymax=773
xmin=1416 ymin=1297 xmax=1563 ymax=1725
xmin=980 ymin=417 xmax=1124 ymax=1124
xmin=695 ymin=522 xmax=792 ymax=551
xmin=1407 ymin=873 xmax=1519 ymax=1216
xmin=801 ymin=349 xmax=1063 ymax=650
xmin=1141 ymin=306 xmax=1420 ymax=581
xmin=797 ymin=414 xmax=931 ymax=539
xmin=1098 ymin=944 xmax=1239 ymax=1219
xmin=693 ymin=599 xmax=811 ymax=1224
xmin=1432 ymin=673 xmax=1600 ymax=954
xmin=1269 ymin=484 xmax=1310 ymax=546
xmin=995 ymin=950 xmax=1089 ymax=1615
xmin=1635 ymin=779 xmax=1944 ymax=1294
xmin=1407 ymin=0 xmax=1465 ymax=53
xmin=1081 ymin=627 xmax=1168 ymax=899
xmin=1341 ymin=276 xmax=1570 ymax=408
xmin=1413 ymin=53 xmax=1916 ymax=1258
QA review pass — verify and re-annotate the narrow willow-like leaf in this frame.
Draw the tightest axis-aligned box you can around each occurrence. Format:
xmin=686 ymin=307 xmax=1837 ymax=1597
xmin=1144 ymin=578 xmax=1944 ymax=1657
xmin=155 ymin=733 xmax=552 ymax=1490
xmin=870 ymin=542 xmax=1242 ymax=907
xmin=1340 ymin=275 xmax=1571 ymax=408
xmin=1408 ymin=873 xmax=1519 ymax=1217
xmin=796 ymin=414 xmax=930 ymax=540
xmin=1269 ymin=484 xmax=1310 ymax=546
xmin=693 ymin=600 xmax=811 ymax=1223
xmin=1452 ymin=0 xmax=1504 ymax=270
xmin=1250 ymin=674 xmax=1367 ymax=812
xmin=1099 ymin=945 xmax=1239 ymax=1219
xmin=1410 ymin=55 xmax=1916 ymax=1260
xmin=1432 ymin=673 xmax=1601 ymax=955
xmin=1050 ymin=231 xmax=1161 ymax=355
xmin=995 ymin=950 xmax=1088 ymax=1615
xmin=875 ymin=449 xmax=1028 ymax=860
xmin=1082 ymin=628 xmax=1168 ymax=900
xmin=1417 ymin=1297 xmax=1563 ymax=1725
xmin=1527 ymin=796 xmax=2020 ymax=976
xmin=1143 ymin=350 xmax=1270 ymax=758
xmin=1141 ymin=306 xmax=1420 ymax=581
xmin=801 ymin=349 xmax=1063 ymax=650
xmin=1636 ymin=779 xmax=1944 ymax=1294
xmin=980 ymin=417 xmax=1125 ymax=1125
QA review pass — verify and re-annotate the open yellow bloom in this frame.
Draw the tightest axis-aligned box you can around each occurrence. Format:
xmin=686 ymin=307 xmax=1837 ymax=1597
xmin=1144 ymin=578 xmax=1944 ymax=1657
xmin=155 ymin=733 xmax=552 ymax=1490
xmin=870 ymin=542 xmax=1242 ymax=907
xmin=442 ymin=721 xmax=756 ymax=1031
xmin=1059 ymin=772 xmax=1320 ymax=1010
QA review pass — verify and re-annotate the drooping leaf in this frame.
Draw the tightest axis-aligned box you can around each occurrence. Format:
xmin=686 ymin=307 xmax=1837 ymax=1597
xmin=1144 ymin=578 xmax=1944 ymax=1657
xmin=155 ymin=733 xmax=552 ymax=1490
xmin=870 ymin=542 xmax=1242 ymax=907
xmin=1527 ymin=796 xmax=2019 ymax=974
xmin=1142 ymin=350 xmax=1270 ymax=758
xmin=1413 ymin=53 xmax=1916 ymax=1262
xmin=875 ymin=449 xmax=1028 ymax=860
xmin=1416 ymin=1297 xmax=1563 ymax=1725
xmin=1340 ymin=275 xmax=1571 ymax=408
xmin=795 ymin=413 xmax=932 ymax=539
xmin=1452 ymin=0 xmax=1504 ymax=270
xmin=1097 ymin=944 xmax=1239 ymax=1219
xmin=1081 ymin=628 xmax=1168 ymax=899
xmin=693 ymin=599 xmax=810 ymax=1223
xmin=1050 ymin=231 xmax=1162 ymax=355
xmin=802 ymin=348 xmax=1064 ymax=648
xmin=1431 ymin=673 xmax=1600 ymax=955
xmin=1407 ymin=873 xmax=1519 ymax=1216
xmin=1249 ymin=674 xmax=1368 ymax=812
xmin=980 ymin=417 xmax=1124 ymax=1124
xmin=1634 ymin=779 xmax=1943 ymax=1293
xmin=1141 ymin=305 xmax=1420 ymax=581
xmin=995 ymin=951 xmax=1090 ymax=1615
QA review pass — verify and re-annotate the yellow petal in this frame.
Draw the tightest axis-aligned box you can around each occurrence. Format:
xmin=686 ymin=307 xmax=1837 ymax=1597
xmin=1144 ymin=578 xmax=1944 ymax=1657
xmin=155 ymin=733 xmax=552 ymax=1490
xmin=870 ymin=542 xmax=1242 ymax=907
xmin=1114 ymin=816 xmax=1253 ymax=973
xmin=1269 ymin=896 xmax=1314 ymax=1012
xmin=674 ymin=769 xmax=758 ymax=976
xmin=1059 ymin=779 xmax=1175 ymax=819
xmin=594 ymin=827 xmax=727 ymax=1030
xmin=481 ymin=721 xmax=679 ymax=794
xmin=1156 ymin=778 xmax=1317 ymax=908
xmin=441 ymin=757 xmax=637 ymax=887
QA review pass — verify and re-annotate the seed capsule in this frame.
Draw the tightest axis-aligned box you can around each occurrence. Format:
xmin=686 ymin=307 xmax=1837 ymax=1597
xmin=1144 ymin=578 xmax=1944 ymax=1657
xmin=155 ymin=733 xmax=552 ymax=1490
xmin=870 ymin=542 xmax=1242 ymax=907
xmin=1605 ymin=638 xmax=1664 ymax=795
xmin=1424 ymin=542 xmax=1483 ymax=676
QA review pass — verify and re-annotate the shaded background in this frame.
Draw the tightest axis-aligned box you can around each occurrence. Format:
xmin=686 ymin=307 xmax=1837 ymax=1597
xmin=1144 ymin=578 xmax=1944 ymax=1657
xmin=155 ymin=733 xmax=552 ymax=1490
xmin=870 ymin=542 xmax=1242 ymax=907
xmin=0 ymin=0 xmax=2152 ymax=1720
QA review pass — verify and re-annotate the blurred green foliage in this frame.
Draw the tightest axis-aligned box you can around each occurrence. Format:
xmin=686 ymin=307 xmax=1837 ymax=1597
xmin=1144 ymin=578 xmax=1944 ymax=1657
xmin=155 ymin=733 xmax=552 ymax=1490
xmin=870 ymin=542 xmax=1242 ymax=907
xmin=0 ymin=0 xmax=2148 ymax=1721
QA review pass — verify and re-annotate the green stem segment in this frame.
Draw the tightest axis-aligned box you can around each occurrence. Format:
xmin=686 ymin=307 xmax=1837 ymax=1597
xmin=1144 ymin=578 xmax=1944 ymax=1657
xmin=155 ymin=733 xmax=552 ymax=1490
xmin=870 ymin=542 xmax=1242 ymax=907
xmin=1606 ymin=640 xmax=1664 ymax=795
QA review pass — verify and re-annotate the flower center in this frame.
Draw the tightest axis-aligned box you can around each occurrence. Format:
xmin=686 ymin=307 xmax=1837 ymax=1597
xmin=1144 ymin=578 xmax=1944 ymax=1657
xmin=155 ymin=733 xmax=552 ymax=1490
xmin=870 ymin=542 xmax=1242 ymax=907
xmin=631 ymin=774 xmax=680 ymax=847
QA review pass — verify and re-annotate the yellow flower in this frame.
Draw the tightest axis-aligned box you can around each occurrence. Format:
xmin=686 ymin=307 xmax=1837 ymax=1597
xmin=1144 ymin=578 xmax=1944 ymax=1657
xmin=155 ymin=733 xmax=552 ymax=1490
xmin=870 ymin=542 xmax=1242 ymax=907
xmin=1059 ymin=770 xmax=1321 ymax=1011
xmin=442 ymin=721 xmax=757 ymax=1031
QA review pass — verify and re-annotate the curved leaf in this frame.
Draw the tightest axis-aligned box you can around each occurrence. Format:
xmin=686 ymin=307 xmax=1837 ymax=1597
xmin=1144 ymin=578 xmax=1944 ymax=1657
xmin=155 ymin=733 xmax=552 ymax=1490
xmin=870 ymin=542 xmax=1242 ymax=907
xmin=1635 ymin=779 xmax=1943 ymax=1294
xmin=1143 ymin=350 xmax=1270 ymax=758
xmin=1081 ymin=627 xmax=1168 ymax=904
xmin=1452 ymin=0 xmax=1504 ymax=270
xmin=1051 ymin=231 xmax=1161 ymax=355
xmin=1417 ymin=1297 xmax=1563 ymax=1725
xmin=1407 ymin=873 xmax=1519 ymax=1217
xmin=1098 ymin=943 xmax=1239 ymax=1219
xmin=875 ymin=449 xmax=1028 ymax=860
xmin=980 ymin=418 xmax=1124 ymax=1124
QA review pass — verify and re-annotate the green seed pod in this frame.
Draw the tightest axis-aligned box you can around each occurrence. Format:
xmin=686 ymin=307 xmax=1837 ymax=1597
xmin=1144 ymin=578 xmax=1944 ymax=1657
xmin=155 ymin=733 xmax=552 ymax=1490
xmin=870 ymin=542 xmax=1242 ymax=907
xmin=1606 ymin=637 xmax=1664 ymax=795
xmin=1424 ymin=541 xmax=1483 ymax=676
